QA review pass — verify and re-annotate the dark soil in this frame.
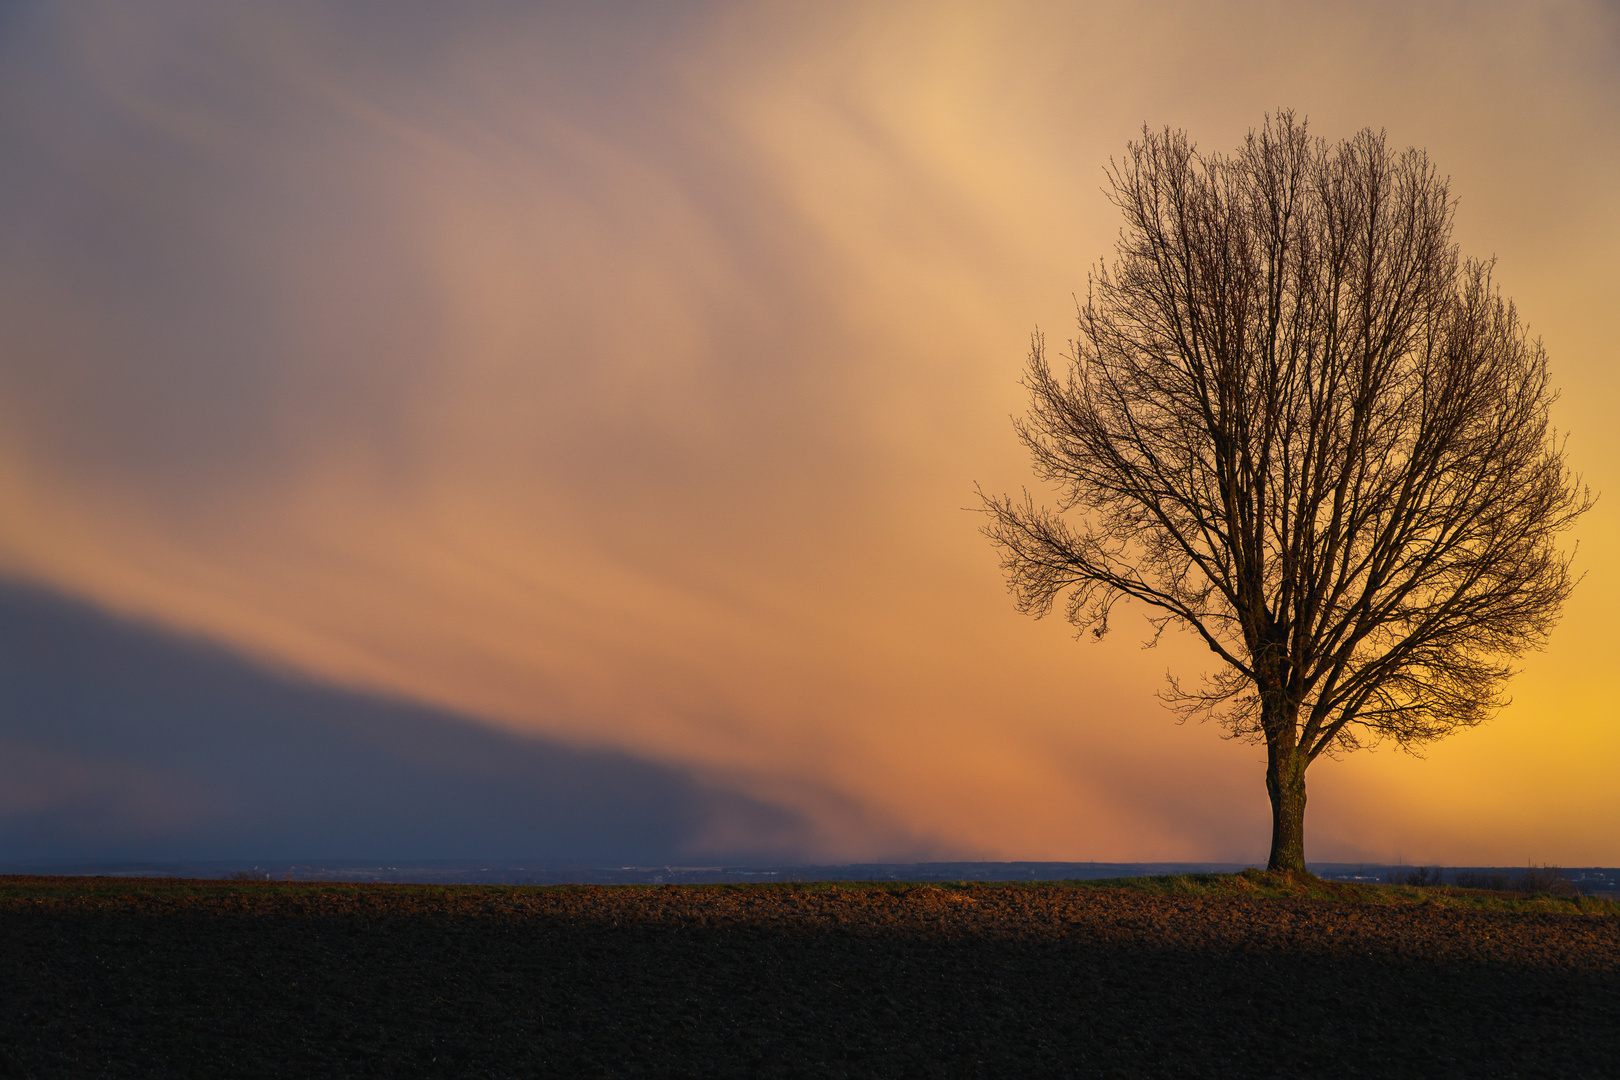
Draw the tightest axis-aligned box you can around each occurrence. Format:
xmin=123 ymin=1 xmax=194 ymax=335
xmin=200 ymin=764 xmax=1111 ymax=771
xmin=1 ymin=875 xmax=1616 ymax=1077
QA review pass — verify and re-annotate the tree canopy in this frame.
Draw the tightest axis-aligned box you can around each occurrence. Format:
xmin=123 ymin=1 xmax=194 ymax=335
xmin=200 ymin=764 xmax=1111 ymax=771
xmin=983 ymin=112 xmax=1590 ymax=871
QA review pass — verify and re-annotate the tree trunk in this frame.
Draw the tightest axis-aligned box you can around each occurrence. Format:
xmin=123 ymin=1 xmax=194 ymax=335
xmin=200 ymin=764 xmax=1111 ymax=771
xmin=1265 ymin=739 xmax=1307 ymax=873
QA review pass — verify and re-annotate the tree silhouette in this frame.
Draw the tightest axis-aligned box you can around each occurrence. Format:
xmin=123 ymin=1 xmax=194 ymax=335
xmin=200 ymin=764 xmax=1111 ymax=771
xmin=982 ymin=112 xmax=1590 ymax=872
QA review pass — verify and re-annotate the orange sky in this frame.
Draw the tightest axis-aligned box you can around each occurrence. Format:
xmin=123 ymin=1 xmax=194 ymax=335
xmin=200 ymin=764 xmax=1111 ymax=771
xmin=1 ymin=0 xmax=1616 ymax=863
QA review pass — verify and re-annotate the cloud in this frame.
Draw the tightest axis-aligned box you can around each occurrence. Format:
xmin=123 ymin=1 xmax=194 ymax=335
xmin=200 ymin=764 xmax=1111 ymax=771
xmin=0 ymin=578 xmax=909 ymax=862
xmin=0 ymin=0 xmax=1616 ymax=863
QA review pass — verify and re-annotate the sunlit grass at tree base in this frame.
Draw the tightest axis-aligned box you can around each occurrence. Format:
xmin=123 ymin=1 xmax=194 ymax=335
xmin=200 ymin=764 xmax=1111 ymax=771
xmin=1096 ymin=868 xmax=1618 ymax=914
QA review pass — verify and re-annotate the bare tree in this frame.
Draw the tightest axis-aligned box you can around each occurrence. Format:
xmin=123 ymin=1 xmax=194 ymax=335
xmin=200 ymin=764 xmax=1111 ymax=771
xmin=982 ymin=112 xmax=1590 ymax=873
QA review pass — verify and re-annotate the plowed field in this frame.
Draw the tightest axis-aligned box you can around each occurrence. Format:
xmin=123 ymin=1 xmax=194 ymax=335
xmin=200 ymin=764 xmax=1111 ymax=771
xmin=2 ymin=876 xmax=1615 ymax=1077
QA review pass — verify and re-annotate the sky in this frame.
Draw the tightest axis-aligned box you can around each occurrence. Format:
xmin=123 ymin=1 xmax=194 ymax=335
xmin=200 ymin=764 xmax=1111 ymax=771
xmin=1 ymin=0 xmax=1616 ymax=865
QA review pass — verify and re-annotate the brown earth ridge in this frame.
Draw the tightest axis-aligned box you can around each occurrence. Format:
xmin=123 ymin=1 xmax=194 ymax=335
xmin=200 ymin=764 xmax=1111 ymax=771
xmin=1 ymin=873 xmax=1615 ymax=1077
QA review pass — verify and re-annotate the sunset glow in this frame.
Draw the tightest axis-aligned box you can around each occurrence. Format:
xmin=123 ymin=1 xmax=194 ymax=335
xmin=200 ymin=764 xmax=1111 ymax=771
xmin=2 ymin=1 xmax=1616 ymax=864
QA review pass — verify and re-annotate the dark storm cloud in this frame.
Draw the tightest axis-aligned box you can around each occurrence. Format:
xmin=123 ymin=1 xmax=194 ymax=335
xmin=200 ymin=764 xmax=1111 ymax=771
xmin=0 ymin=579 xmax=824 ymax=862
